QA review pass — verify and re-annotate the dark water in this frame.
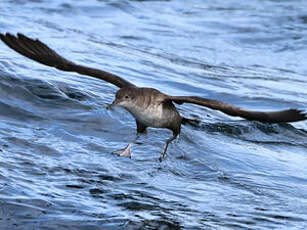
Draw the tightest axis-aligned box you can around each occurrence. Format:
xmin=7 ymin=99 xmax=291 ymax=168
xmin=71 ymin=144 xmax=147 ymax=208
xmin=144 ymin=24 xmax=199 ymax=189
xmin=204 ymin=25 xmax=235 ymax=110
xmin=1 ymin=0 xmax=307 ymax=229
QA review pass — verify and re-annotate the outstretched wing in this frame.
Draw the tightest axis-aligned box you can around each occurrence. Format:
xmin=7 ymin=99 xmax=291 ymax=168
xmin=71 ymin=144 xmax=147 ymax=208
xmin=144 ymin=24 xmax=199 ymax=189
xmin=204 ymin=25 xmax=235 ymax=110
xmin=0 ymin=33 xmax=135 ymax=88
xmin=166 ymin=95 xmax=306 ymax=123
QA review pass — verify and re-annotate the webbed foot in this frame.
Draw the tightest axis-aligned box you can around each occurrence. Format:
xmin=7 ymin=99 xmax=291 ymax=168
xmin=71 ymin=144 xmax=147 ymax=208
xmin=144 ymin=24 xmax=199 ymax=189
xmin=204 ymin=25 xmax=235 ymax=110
xmin=112 ymin=143 xmax=132 ymax=158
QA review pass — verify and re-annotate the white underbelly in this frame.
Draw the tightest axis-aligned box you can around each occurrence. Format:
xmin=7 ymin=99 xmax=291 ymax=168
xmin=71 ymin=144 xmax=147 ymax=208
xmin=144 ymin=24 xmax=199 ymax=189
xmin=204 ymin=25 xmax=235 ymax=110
xmin=129 ymin=104 xmax=168 ymax=128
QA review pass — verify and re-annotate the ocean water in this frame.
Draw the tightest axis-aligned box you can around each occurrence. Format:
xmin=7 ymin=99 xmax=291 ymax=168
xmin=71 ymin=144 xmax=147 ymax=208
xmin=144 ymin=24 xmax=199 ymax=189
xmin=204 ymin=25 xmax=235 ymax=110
xmin=0 ymin=0 xmax=307 ymax=229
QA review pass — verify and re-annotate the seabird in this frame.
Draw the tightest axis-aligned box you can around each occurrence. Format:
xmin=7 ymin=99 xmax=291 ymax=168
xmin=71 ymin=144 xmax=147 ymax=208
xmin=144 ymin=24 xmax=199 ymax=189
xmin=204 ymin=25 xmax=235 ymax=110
xmin=0 ymin=33 xmax=306 ymax=161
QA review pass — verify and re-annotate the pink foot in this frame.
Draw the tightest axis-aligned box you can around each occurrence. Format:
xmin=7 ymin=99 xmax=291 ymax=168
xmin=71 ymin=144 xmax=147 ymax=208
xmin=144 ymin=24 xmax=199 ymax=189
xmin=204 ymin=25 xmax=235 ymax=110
xmin=112 ymin=143 xmax=132 ymax=158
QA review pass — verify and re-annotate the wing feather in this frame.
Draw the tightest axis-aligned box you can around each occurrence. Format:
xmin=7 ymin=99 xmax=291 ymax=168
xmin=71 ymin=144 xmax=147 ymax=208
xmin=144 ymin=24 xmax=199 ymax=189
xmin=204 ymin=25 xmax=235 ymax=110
xmin=0 ymin=33 xmax=135 ymax=88
xmin=167 ymin=96 xmax=306 ymax=123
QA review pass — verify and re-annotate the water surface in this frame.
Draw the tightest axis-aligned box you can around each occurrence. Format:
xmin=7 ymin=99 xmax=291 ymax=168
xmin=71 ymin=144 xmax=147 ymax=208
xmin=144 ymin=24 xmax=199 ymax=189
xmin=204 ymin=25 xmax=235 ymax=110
xmin=0 ymin=0 xmax=307 ymax=229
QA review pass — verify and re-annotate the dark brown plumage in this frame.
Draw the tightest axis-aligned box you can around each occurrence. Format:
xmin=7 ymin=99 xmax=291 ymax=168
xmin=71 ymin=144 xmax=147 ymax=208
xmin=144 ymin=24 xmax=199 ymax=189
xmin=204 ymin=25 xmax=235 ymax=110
xmin=0 ymin=33 xmax=134 ymax=88
xmin=1 ymin=33 xmax=306 ymax=161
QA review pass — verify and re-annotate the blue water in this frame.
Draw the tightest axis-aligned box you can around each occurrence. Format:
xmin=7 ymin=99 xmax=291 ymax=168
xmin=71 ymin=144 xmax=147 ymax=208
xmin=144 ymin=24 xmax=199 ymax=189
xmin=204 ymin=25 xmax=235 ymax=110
xmin=1 ymin=0 xmax=307 ymax=229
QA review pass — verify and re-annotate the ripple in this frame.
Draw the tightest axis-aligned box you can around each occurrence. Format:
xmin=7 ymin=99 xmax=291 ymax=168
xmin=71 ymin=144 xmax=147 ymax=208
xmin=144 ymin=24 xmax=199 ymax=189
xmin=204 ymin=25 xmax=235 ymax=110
xmin=0 ymin=0 xmax=307 ymax=229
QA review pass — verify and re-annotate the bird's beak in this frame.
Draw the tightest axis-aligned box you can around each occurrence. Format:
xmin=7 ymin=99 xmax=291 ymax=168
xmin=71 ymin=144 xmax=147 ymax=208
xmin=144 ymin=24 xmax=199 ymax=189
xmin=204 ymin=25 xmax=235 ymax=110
xmin=107 ymin=99 xmax=119 ymax=110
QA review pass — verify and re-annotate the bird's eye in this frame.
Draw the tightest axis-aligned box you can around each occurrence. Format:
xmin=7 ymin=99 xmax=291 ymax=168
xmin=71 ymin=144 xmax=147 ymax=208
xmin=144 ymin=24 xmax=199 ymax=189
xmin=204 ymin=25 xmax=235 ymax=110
xmin=125 ymin=95 xmax=129 ymax=99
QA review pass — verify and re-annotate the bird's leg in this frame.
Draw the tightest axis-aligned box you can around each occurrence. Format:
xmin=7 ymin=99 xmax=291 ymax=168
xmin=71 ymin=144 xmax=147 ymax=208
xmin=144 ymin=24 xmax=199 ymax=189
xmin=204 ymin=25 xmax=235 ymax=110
xmin=136 ymin=121 xmax=147 ymax=133
xmin=159 ymin=133 xmax=178 ymax=162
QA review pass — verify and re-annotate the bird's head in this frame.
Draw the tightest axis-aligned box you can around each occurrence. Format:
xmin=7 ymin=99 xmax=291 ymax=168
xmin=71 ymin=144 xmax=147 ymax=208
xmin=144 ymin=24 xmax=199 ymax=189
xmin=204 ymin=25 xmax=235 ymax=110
xmin=107 ymin=87 xmax=136 ymax=110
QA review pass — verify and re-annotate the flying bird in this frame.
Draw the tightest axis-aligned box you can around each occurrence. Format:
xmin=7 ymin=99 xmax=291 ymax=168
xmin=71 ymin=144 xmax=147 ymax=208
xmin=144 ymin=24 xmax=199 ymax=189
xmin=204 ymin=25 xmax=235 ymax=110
xmin=0 ymin=33 xmax=306 ymax=161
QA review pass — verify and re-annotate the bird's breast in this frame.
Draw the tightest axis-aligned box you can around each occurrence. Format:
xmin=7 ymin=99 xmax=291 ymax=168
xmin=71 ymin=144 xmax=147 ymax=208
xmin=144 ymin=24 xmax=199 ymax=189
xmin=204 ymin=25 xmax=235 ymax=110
xmin=127 ymin=102 xmax=178 ymax=128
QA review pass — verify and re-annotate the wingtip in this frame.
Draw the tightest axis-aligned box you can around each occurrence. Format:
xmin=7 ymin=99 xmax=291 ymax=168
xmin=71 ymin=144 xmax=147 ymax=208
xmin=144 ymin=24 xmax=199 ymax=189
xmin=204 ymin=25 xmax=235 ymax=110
xmin=0 ymin=33 xmax=12 ymax=43
xmin=293 ymin=108 xmax=307 ymax=121
xmin=17 ymin=32 xmax=29 ymax=40
xmin=0 ymin=33 xmax=28 ymax=42
xmin=2 ymin=32 xmax=15 ymax=41
xmin=17 ymin=33 xmax=23 ymax=39
xmin=297 ymin=108 xmax=306 ymax=115
xmin=0 ymin=32 xmax=9 ymax=40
